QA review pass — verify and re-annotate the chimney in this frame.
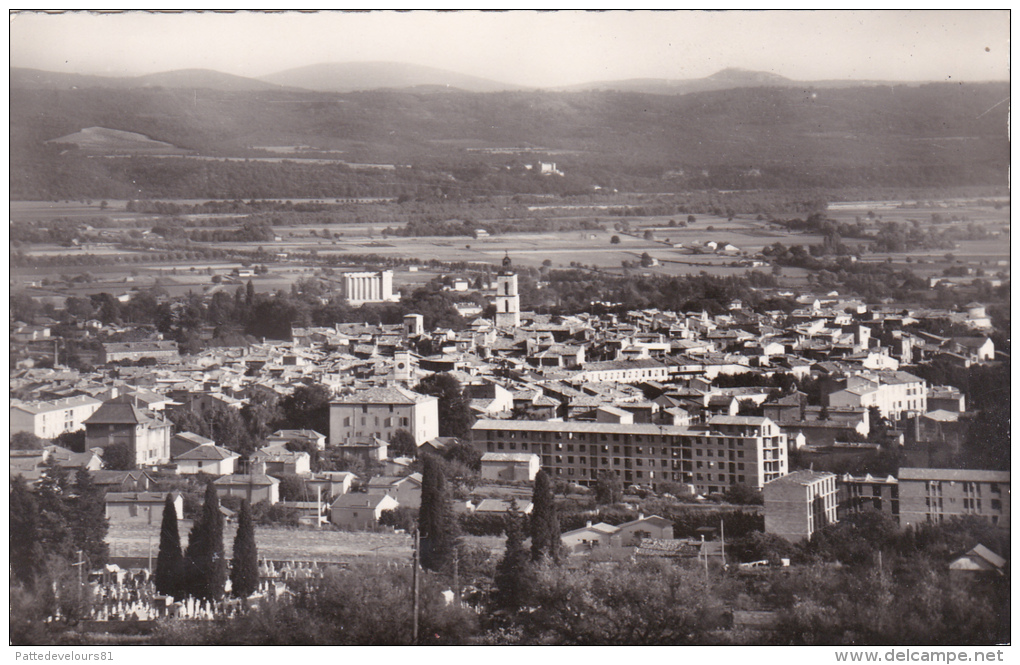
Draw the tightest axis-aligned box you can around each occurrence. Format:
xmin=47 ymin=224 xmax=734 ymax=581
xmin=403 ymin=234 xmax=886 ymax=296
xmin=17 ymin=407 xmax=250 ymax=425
xmin=638 ymin=513 xmax=645 ymax=521
xmin=586 ymin=521 xmax=592 ymax=528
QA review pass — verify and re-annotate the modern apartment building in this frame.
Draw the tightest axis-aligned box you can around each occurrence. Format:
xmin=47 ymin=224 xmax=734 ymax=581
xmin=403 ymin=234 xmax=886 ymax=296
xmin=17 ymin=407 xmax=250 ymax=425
xmin=10 ymin=395 xmax=103 ymax=439
xmin=470 ymin=415 xmax=787 ymax=494
xmin=837 ymin=473 xmax=899 ymax=521
xmin=763 ymin=469 xmax=839 ymax=542
xmin=898 ymin=467 xmax=1010 ymax=529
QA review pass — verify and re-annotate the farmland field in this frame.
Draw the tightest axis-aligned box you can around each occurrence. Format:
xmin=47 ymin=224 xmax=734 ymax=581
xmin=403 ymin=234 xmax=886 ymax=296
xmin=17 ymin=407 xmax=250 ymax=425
xmin=108 ymin=521 xmax=506 ymax=563
xmin=11 ymin=196 xmax=1009 ymax=299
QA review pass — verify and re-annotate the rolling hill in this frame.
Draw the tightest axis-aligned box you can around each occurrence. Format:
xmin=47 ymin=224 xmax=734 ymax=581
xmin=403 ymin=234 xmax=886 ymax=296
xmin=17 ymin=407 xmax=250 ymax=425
xmin=259 ymin=61 xmax=521 ymax=93
xmin=9 ymin=73 xmax=1010 ymax=199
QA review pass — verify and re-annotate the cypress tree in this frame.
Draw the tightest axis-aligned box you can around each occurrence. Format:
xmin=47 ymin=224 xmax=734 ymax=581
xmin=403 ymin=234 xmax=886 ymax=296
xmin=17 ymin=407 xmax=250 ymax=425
xmin=154 ymin=493 xmax=183 ymax=598
xmin=530 ymin=470 xmax=562 ymax=562
xmin=493 ymin=504 xmax=535 ymax=612
xmin=10 ymin=476 xmax=42 ymax=588
xmin=418 ymin=455 xmax=459 ymax=572
xmin=230 ymin=500 xmax=259 ymax=598
xmin=185 ymin=483 xmax=227 ymax=600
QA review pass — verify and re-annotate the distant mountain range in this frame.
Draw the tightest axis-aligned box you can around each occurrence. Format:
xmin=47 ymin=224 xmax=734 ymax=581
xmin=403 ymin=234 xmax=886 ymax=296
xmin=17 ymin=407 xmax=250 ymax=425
xmin=11 ymin=67 xmax=287 ymax=92
xmin=12 ymin=63 xmax=986 ymax=95
xmin=9 ymin=62 xmax=1009 ymax=198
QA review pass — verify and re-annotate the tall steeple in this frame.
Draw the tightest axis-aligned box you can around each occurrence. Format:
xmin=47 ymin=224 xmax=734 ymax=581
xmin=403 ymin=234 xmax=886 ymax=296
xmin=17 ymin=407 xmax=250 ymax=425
xmin=495 ymin=252 xmax=520 ymax=328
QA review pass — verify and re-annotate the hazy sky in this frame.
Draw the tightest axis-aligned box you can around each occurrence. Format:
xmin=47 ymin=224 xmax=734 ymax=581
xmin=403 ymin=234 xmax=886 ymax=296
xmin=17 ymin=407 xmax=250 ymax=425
xmin=9 ymin=10 xmax=1010 ymax=87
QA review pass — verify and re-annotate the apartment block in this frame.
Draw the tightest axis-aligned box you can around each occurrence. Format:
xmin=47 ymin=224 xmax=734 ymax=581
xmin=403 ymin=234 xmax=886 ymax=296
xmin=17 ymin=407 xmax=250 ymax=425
xmin=764 ymin=470 xmax=839 ymax=542
xmin=10 ymin=395 xmax=103 ymax=439
xmin=837 ymin=473 xmax=899 ymax=521
xmin=898 ymin=467 xmax=1010 ymax=529
xmin=470 ymin=415 xmax=787 ymax=494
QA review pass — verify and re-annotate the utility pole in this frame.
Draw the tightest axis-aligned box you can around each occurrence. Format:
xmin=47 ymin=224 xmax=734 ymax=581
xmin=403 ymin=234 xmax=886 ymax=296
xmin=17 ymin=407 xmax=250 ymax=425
xmin=148 ymin=535 xmax=153 ymax=572
xmin=411 ymin=528 xmax=420 ymax=645
xmin=453 ymin=548 xmax=460 ymax=606
xmin=720 ymin=518 xmax=726 ymax=569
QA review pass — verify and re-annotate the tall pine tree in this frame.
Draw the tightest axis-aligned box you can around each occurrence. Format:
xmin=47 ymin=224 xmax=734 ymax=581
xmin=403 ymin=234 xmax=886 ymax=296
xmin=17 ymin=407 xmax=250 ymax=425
xmin=230 ymin=500 xmax=259 ymax=598
xmin=493 ymin=503 xmax=535 ymax=612
xmin=530 ymin=470 xmax=562 ymax=562
xmin=184 ymin=483 xmax=227 ymax=600
xmin=154 ymin=493 xmax=183 ymax=598
xmin=418 ymin=454 xmax=459 ymax=572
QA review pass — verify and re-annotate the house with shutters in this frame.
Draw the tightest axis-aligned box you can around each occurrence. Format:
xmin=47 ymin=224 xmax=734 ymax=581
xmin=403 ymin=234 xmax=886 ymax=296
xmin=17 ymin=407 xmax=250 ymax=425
xmin=329 ymin=386 xmax=439 ymax=446
xmin=83 ymin=395 xmax=172 ymax=467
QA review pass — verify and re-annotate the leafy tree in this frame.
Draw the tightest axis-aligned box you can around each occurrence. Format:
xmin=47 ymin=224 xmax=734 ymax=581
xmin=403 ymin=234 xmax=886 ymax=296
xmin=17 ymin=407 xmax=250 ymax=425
xmin=418 ymin=454 xmax=459 ymax=572
xmin=414 ymin=373 xmax=474 ymax=439
xmin=493 ymin=504 xmax=535 ymax=612
xmin=280 ymin=383 xmax=332 ymax=436
xmin=389 ymin=429 xmax=417 ymax=458
xmin=440 ymin=441 xmax=482 ymax=473
xmin=69 ymin=469 xmax=109 ymax=568
xmin=722 ymin=483 xmax=764 ymax=506
xmin=526 ymin=559 xmax=722 ymax=644
xmin=10 ymin=476 xmax=43 ymax=587
xmin=277 ymin=473 xmax=308 ymax=502
xmin=241 ymin=388 xmax=284 ymax=445
xmin=530 ymin=470 xmax=562 ymax=562
xmin=594 ymin=471 xmax=623 ymax=505
xmin=54 ymin=430 xmax=86 ymax=453
xmin=184 ymin=483 xmax=228 ymax=600
xmin=640 ymin=252 xmax=654 ymax=267
xmin=34 ymin=464 xmax=73 ymax=561
xmin=11 ymin=431 xmax=46 ymax=450
xmin=230 ymin=501 xmax=259 ymax=598
xmin=102 ymin=441 xmax=136 ymax=470
xmin=155 ymin=493 xmax=184 ymax=598
xmin=610 ymin=235 xmax=621 ymax=244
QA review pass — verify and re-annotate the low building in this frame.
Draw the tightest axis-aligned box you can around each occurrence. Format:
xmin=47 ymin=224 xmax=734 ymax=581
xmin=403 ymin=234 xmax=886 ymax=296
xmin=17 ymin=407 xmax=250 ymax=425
xmin=91 ymin=469 xmax=159 ymax=492
xmin=306 ymin=471 xmax=358 ymax=500
xmin=174 ymin=442 xmax=239 ymax=477
xmin=365 ymin=473 xmax=423 ymax=509
xmin=213 ymin=473 xmax=280 ymax=505
xmin=561 ymin=522 xmax=622 ymax=554
xmin=266 ymin=429 xmax=327 ymax=451
xmin=472 ymin=499 xmax=533 ymax=515
xmin=333 ymin=436 xmax=388 ymax=462
xmin=99 ymin=341 xmax=180 ymax=365
xmin=898 ymin=468 xmax=1009 ymax=529
xmin=250 ymin=446 xmax=312 ymax=477
xmin=330 ymin=492 xmax=399 ymax=530
xmin=949 ymin=544 xmax=1007 ymax=577
xmin=764 ymin=470 xmax=838 ymax=542
xmin=615 ymin=514 xmax=675 ymax=547
xmin=480 ymin=452 xmax=541 ymax=482
xmin=105 ymin=491 xmax=183 ymax=526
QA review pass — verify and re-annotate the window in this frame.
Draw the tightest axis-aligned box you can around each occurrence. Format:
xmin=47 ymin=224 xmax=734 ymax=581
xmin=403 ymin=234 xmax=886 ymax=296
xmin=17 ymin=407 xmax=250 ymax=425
xmin=362 ymin=405 xmax=368 ymax=413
